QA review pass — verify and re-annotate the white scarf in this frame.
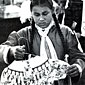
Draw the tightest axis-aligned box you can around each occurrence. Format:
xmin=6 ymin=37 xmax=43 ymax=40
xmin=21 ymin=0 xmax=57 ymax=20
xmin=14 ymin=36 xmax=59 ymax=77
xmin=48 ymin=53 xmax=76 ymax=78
xmin=35 ymin=21 xmax=58 ymax=61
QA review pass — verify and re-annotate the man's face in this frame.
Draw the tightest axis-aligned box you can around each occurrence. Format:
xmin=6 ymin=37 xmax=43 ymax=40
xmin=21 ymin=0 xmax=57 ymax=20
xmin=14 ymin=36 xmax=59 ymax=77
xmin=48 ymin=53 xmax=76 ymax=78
xmin=32 ymin=6 xmax=53 ymax=29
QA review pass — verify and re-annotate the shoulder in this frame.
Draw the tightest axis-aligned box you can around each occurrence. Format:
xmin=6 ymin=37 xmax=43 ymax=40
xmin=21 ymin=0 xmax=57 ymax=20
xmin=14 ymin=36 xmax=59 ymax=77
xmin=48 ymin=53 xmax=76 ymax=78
xmin=9 ymin=26 xmax=32 ymax=35
xmin=60 ymin=24 xmax=73 ymax=33
xmin=8 ymin=26 xmax=32 ymax=39
xmin=17 ymin=26 xmax=32 ymax=34
xmin=59 ymin=24 xmax=74 ymax=36
xmin=16 ymin=26 xmax=31 ymax=36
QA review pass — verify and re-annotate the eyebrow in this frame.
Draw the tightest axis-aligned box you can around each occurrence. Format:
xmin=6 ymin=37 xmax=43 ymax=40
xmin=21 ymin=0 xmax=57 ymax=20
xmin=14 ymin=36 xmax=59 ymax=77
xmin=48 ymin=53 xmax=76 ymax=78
xmin=34 ymin=10 xmax=49 ymax=15
xmin=34 ymin=12 xmax=40 ymax=14
xmin=42 ymin=11 xmax=49 ymax=14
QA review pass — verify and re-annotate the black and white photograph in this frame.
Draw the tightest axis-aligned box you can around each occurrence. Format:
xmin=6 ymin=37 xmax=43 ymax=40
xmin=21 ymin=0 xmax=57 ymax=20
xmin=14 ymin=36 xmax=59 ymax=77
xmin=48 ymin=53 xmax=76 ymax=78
xmin=0 ymin=0 xmax=85 ymax=85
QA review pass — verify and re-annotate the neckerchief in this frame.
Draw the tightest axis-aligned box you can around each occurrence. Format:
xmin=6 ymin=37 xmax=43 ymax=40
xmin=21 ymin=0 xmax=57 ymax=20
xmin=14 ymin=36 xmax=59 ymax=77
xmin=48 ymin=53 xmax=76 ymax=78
xmin=35 ymin=20 xmax=58 ymax=60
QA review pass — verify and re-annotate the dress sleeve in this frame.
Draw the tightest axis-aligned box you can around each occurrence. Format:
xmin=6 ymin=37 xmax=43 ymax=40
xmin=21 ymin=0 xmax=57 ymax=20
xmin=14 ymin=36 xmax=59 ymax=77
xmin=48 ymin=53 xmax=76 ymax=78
xmin=0 ymin=27 xmax=31 ymax=64
xmin=66 ymin=28 xmax=85 ymax=66
xmin=65 ymin=27 xmax=85 ymax=83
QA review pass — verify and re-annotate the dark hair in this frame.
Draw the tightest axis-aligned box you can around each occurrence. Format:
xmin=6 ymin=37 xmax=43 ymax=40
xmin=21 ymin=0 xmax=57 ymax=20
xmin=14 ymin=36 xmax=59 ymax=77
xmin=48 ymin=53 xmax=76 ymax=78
xmin=29 ymin=18 xmax=35 ymax=54
xmin=30 ymin=0 xmax=53 ymax=11
xmin=52 ymin=13 xmax=67 ymax=55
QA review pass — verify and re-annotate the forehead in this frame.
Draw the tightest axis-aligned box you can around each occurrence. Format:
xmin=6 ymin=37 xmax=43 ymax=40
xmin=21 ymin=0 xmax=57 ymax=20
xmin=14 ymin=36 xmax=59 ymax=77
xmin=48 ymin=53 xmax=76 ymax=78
xmin=32 ymin=6 xmax=52 ymax=12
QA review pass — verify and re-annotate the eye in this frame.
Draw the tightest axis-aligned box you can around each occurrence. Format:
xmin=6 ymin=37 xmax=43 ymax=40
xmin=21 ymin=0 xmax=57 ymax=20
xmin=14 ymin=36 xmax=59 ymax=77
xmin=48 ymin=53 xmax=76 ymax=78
xmin=34 ymin=12 xmax=40 ymax=17
xmin=42 ymin=11 xmax=49 ymax=16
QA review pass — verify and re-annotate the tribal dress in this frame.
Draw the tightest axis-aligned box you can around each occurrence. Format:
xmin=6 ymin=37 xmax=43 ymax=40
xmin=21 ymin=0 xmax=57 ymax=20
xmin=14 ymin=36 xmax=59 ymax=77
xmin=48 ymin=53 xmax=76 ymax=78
xmin=0 ymin=25 xmax=85 ymax=85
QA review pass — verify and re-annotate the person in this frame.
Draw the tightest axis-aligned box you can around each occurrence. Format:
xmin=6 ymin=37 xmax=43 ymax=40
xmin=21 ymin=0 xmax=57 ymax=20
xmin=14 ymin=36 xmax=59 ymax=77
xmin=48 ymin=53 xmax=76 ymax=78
xmin=57 ymin=0 xmax=68 ymax=24
xmin=71 ymin=21 xmax=83 ymax=52
xmin=0 ymin=0 xmax=85 ymax=85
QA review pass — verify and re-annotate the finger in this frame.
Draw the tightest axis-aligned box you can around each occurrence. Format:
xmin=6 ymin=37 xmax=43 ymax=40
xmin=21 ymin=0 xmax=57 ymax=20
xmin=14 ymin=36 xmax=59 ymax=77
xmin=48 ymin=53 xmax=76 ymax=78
xmin=67 ymin=66 xmax=78 ymax=73
xmin=15 ymin=49 xmax=24 ymax=55
xmin=14 ymin=55 xmax=24 ymax=60
xmin=67 ymin=66 xmax=78 ymax=76
xmin=15 ymin=51 xmax=24 ymax=57
xmin=68 ymin=70 xmax=79 ymax=77
xmin=15 ymin=57 xmax=24 ymax=60
xmin=14 ymin=52 xmax=24 ymax=60
xmin=16 ymin=47 xmax=25 ymax=53
xmin=67 ymin=65 xmax=79 ymax=77
xmin=21 ymin=45 xmax=25 ymax=48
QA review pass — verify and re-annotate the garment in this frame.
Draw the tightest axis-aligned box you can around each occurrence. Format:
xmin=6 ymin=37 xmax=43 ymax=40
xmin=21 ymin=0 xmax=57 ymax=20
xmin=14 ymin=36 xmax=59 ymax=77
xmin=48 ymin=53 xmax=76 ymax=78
xmin=0 ymin=24 xmax=85 ymax=85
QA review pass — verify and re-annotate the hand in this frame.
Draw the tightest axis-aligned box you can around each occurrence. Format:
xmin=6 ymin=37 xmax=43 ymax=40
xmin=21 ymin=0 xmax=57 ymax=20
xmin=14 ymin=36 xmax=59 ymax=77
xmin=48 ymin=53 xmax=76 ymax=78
xmin=76 ymin=33 xmax=81 ymax=38
xmin=10 ymin=45 xmax=25 ymax=60
xmin=67 ymin=64 xmax=80 ymax=77
xmin=71 ymin=21 xmax=77 ymax=30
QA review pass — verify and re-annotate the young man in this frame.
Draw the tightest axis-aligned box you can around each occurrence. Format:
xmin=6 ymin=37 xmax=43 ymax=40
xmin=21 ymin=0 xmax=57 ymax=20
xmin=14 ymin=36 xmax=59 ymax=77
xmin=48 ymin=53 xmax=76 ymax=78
xmin=0 ymin=0 xmax=85 ymax=85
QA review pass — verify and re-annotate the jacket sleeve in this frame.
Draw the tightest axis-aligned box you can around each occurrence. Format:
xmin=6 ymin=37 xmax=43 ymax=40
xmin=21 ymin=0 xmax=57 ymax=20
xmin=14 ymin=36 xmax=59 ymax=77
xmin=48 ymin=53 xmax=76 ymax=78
xmin=0 ymin=27 xmax=31 ymax=64
xmin=0 ymin=31 xmax=20 ymax=64
xmin=64 ymin=26 xmax=85 ymax=83
xmin=65 ymin=28 xmax=85 ymax=66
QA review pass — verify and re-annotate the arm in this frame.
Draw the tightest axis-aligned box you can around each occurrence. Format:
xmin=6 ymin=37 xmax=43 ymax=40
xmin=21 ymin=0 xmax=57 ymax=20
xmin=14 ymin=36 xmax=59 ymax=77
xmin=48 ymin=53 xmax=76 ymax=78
xmin=0 ymin=26 xmax=48 ymax=67
xmin=0 ymin=31 xmax=20 ymax=64
xmin=65 ymin=27 xmax=85 ymax=83
xmin=0 ymin=27 xmax=31 ymax=64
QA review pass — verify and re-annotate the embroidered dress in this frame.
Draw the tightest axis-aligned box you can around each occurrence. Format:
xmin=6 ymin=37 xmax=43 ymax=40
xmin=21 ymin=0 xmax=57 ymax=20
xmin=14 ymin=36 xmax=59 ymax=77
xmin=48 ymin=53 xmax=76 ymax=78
xmin=1 ymin=58 xmax=69 ymax=85
xmin=1 ymin=21 xmax=70 ymax=85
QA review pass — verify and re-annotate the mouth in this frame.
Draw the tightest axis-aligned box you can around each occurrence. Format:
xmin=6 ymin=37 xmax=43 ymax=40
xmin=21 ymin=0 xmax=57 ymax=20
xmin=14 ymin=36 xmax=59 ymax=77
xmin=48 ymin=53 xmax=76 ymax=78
xmin=39 ymin=22 xmax=46 ymax=25
xmin=38 ymin=22 xmax=47 ymax=28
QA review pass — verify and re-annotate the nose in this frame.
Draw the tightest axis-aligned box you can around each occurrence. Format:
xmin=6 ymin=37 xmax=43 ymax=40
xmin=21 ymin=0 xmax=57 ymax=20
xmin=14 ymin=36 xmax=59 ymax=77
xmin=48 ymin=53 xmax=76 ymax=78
xmin=39 ymin=15 xmax=44 ymax=21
